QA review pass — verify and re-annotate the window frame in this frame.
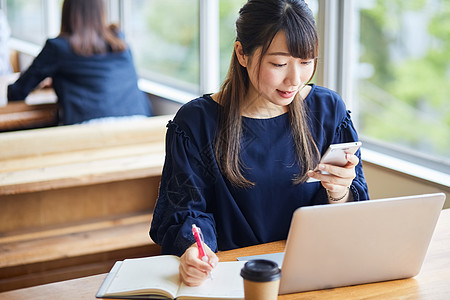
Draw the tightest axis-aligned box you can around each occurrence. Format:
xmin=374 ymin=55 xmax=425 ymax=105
xmin=319 ymin=0 xmax=449 ymax=186
xmin=3 ymin=0 xmax=449 ymax=187
xmin=119 ymin=0 xmax=208 ymax=102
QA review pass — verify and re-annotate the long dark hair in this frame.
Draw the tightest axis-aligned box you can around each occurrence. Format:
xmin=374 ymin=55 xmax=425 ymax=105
xmin=60 ymin=0 xmax=126 ymax=56
xmin=215 ymin=0 xmax=320 ymax=187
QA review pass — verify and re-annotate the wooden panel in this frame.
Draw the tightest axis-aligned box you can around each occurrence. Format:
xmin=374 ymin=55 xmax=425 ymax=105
xmin=0 ymin=177 xmax=160 ymax=233
xmin=0 ymin=213 xmax=154 ymax=269
xmin=0 ymin=115 xmax=171 ymax=161
xmin=0 ymin=144 xmax=164 ymax=195
xmin=0 ymin=114 xmax=170 ymax=292
xmin=0 ymin=115 xmax=170 ymax=195
xmin=0 ymin=212 xmax=161 ymax=292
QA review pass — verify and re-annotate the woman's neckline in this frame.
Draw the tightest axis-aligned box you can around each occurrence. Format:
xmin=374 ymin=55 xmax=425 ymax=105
xmin=205 ymin=84 xmax=315 ymax=120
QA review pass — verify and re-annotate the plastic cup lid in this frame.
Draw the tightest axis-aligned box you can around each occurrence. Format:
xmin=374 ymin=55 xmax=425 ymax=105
xmin=240 ymin=259 xmax=281 ymax=282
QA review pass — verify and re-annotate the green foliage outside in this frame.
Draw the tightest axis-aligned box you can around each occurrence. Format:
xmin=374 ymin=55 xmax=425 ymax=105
xmin=358 ymin=0 xmax=450 ymax=161
xmin=218 ymin=0 xmax=247 ymax=81
xmin=130 ymin=0 xmax=245 ymax=93
xmin=131 ymin=0 xmax=200 ymax=92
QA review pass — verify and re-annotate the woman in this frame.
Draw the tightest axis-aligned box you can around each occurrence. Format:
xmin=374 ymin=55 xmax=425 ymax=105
xmin=150 ymin=0 xmax=369 ymax=286
xmin=7 ymin=0 xmax=151 ymax=125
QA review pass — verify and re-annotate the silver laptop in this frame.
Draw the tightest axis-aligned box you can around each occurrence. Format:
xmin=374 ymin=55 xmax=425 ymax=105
xmin=238 ymin=193 xmax=445 ymax=294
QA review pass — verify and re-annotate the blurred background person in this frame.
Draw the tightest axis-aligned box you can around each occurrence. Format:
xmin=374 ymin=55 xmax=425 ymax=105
xmin=7 ymin=0 xmax=152 ymax=125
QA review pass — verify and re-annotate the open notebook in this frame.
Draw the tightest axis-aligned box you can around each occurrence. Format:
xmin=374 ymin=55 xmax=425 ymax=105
xmin=239 ymin=193 xmax=446 ymax=294
xmin=96 ymin=255 xmax=245 ymax=299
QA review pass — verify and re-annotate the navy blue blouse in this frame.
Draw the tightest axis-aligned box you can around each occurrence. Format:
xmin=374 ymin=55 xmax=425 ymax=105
xmin=150 ymin=85 xmax=369 ymax=256
xmin=8 ymin=37 xmax=152 ymax=125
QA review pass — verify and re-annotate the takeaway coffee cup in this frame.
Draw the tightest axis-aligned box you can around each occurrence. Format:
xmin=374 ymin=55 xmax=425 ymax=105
xmin=240 ymin=259 xmax=281 ymax=300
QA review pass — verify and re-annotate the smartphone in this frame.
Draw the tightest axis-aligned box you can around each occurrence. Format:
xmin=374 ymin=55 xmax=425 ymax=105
xmin=306 ymin=141 xmax=362 ymax=183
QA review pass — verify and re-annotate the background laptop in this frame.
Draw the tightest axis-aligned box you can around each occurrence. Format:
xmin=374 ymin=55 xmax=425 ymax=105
xmin=238 ymin=193 xmax=445 ymax=295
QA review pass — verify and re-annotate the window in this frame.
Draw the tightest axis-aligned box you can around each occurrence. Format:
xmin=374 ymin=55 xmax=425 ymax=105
xmin=353 ymin=0 xmax=450 ymax=172
xmin=3 ymin=0 xmax=448 ymax=180
xmin=218 ymin=0 xmax=245 ymax=82
xmin=124 ymin=0 xmax=200 ymax=94
xmin=5 ymin=0 xmax=46 ymax=45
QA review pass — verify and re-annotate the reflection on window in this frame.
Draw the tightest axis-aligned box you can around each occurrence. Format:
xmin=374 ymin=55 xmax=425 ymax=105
xmin=356 ymin=0 xmax=450 ymax=166
xmin=125 ymin=0 xmax=200 ymax=94
xmin=6 ymin=0 xmax=45 ymax=45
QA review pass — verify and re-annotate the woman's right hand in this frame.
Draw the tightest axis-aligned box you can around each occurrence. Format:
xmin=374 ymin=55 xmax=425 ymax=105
xmin=179 ymin=243 xmax=219 ymax=286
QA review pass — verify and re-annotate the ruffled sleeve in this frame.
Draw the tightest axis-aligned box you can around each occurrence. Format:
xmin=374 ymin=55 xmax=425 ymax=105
xmin=150 ymin=120 xmax=218 ymax=256
xmin=333 ymin=110 xmax=369 ymax=201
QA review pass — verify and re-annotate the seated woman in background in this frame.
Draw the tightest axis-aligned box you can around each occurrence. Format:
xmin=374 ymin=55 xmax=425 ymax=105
xmin=7 ymin=0 xmax=152 ymax=125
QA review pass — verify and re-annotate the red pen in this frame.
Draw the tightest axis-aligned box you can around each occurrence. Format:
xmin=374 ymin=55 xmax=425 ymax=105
xmin=192 ymin=224 xmax=213 ymax=279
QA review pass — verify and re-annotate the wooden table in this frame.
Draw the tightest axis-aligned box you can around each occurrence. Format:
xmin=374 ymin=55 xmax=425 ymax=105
xmin=1 ymin=209 xmax=449 ymax=300
xmin=0 ymin=73 xmax=58 ymax=131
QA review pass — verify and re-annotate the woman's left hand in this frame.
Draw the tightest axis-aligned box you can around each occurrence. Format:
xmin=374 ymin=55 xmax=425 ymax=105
xmin=307 ymin=153 xmax=359 ymax=202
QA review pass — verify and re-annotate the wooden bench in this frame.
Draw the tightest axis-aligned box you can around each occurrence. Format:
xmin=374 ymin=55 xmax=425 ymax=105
xmin=0 ymin=115 xmax=172 ymax=291
xmin=0 ymin=115 xmax=170 ymax=196
xmin=0 ymin=212 xmax=161 ymax=292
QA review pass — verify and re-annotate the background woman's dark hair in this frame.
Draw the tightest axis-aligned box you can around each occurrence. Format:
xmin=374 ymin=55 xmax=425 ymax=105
xmin=60 ymin=0 xmax=126 ymax=56
xmin=216 ymin=0 xmax=320 ymax=187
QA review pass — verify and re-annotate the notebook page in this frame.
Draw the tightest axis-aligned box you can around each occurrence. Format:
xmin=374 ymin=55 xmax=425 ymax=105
xmin=105 ymin=255 xmax=181 ymax=298
xmin=177 ymin=261 xmax=246 ymax=299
